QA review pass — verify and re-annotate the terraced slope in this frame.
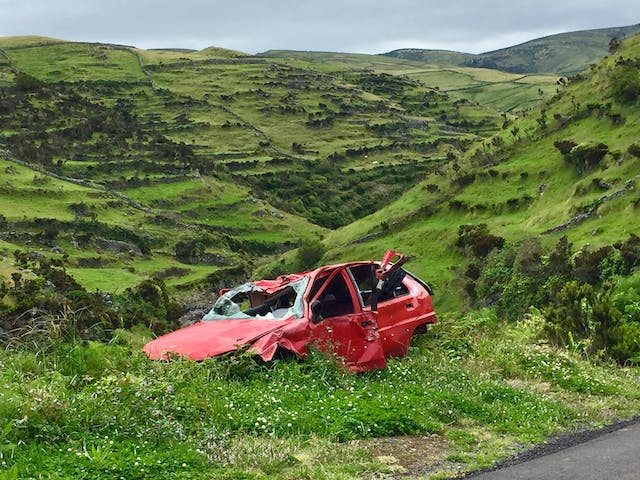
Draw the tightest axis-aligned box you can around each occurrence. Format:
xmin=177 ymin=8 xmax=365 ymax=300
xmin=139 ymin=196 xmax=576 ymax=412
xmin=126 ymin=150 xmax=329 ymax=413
xmin=0 ymin=37 xmax=500 ymax=290
xmin=258 ymin=50 xmax=560 ymax=113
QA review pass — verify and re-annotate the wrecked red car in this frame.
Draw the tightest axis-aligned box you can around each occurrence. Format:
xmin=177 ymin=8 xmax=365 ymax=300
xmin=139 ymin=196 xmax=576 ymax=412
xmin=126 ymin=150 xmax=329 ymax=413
xmin=143 ymin=250 xmax=437 ymax=372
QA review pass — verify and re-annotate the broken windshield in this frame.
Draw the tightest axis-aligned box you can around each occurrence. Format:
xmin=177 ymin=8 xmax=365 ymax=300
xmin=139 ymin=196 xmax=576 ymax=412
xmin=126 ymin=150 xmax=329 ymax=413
xmin=202 ymin=276 xmax=309 ymax=321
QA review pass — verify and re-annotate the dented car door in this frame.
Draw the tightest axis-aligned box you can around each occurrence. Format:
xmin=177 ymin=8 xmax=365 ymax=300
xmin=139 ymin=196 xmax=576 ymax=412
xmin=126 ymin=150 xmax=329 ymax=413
xmin=308 ymin=267 xmax=386 ymax=372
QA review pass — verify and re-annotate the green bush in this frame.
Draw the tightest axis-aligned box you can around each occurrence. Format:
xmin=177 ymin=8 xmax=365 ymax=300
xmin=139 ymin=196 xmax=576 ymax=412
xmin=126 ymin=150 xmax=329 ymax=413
xmin=543 ymin=279 xmax=640 ymax=363
xmin=610 ymin=64 xmax=640 ymax=104
xmin=295 ymin=238 xmax=326 ymax=271
xmin=562 ymin=143 xmax=609 ymax=174
xmin=456 ymin=224 xmax=505 ymax=258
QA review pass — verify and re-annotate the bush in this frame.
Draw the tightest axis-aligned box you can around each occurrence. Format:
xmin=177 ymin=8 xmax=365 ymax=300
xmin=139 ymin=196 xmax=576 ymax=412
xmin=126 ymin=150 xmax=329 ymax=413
xmin=573 ymin=246 xmax=612 ymax=284
xmin=175 ymin=238 xmax=205 ymax=264
xmin=562 ymin=143 xmax=609 ymax=174
xmin=628 ymin=144 xmax=640 ymax=158
xmin=456 ymin=224 xmax=505 ymax=258
xmin=116 ymin=278 xmax=183 ymax=334
xmin=553 ymin=139 xmax=577 ymax=156
xmin=543 ymin=278 xmax=640 ymax=364
xmin=610 ymin=64 xmax=640 ymax=104
xmin=295 ymin=238 xmax=326 ymax=271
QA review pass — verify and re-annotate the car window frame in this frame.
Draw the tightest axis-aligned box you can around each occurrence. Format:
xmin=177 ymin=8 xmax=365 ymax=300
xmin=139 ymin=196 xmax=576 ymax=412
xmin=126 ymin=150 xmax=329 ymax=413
xmin=308 ymin=266 xmax=361 ymax=320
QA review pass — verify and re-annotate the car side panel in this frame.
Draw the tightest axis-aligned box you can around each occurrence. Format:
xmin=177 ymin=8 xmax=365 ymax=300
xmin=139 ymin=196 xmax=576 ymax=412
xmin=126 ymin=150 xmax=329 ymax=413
xmin=311 ymin=312 xmax=387 ymax=372
xmin=375 ymin=276 xmax=437 ymax=358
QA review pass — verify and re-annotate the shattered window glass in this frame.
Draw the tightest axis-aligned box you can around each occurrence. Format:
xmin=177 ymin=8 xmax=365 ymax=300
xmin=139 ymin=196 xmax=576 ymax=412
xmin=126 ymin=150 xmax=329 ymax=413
xmin=202 ymin=277 xmax=309 ymax=321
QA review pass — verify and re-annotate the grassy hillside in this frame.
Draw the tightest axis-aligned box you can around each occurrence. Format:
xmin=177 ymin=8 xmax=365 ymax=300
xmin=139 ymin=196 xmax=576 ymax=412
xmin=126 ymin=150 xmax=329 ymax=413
xmin=0 ymin=37 xmax=505 ymax=291
xmin=385 ymin=24 xmax=640 ymax=75
xmin=313 ymin=33 xmax=640 ymax=313
xmin=259 ymin=50 xmax=560 ymax=114
xmin=1 ymin=32 xmax=640 ymax=480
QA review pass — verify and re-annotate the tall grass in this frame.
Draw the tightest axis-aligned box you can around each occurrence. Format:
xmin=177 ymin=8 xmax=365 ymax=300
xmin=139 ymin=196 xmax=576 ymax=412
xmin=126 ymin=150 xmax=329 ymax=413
xmin=2 ymin=309 xmax=639 ymax=479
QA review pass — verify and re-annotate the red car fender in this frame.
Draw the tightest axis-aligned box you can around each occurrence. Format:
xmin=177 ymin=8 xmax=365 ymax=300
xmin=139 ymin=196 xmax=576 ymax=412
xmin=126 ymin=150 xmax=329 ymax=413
xmin=247 ymin=318 xmax=311 ymax=361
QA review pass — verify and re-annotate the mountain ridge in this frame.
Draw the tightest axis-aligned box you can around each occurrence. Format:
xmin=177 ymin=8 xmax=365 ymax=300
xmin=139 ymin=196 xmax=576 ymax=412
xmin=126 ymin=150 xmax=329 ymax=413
xmin=383 ymin=23 xmax=640 ymax=74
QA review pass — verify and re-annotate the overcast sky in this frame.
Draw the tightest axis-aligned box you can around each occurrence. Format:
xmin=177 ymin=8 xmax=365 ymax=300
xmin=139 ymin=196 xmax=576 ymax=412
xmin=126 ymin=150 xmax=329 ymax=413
xmin=1 ymin=1 xmax=638 ymax=54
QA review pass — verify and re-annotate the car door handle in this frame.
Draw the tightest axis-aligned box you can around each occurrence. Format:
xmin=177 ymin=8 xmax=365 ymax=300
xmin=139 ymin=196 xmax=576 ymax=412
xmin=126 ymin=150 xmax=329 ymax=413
xmin=405 ymin=303 xmax=414 ymax=309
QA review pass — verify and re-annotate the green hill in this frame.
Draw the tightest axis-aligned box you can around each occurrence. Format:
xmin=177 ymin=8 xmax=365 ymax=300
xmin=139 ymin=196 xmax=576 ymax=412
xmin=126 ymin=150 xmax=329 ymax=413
xmin=385 ymin=24 xmax=640 ymax=74
xmin=1 ymin=31 xmax=640 ymax=480
xmin=259 ymin=49 xmax=560 ymax=113
xmin=314 ymin=32 xmax=640 ymax=313
xmin=0 ymin=37 xmax=502 ymax=291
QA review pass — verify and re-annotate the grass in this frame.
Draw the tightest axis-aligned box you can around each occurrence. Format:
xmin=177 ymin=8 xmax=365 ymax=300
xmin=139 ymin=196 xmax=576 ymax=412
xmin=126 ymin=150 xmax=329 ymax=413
xmin=5 ymin=43 xmax=147 ymax=83
xmin=1 ymin=309 xmax=639 ymax=479
xmin=315 ymin=33 xmax=640 ymax=311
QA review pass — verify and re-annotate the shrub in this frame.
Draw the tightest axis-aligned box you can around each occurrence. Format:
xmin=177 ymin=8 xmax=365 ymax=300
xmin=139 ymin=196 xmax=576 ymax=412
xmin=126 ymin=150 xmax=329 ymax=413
xmin=610 ymin=64 xmax=640 ymax=104
xmin=618 ymin=233 xmax=640 ymax=272
xmin=553 ymin=139 xmax=577 ymax=156
xmin=295 ymin=238 xmax=326 ymax=271
xmin=628 ymin=144 xmax=640 ymax=158
xmin=563 ymin=143 xmax=609 ymax=174
xmin=116 ymin=278 xmax=183 ymax=334
xmin=456 ymin=224 xmax=505 ymax=258
xmin=175 ymin=238 xmax=205 ymax=264
xmin=573 ymin=246 xmax=612 ymax=284
xmin=543 ymin=278 xmax=640 ymax=364
xmin=546 ymin=236 xmax=573 ymax=278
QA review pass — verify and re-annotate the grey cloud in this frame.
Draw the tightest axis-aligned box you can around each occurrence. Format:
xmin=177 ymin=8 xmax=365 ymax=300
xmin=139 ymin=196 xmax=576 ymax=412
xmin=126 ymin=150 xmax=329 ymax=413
xmin=1 ymin=0 xmax=638 ymax=54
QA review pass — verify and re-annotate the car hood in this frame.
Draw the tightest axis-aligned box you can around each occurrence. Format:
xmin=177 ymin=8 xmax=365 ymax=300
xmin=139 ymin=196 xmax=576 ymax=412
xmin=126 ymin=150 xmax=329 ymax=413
xmin=143 ymin=318 xmax=292 ymax=361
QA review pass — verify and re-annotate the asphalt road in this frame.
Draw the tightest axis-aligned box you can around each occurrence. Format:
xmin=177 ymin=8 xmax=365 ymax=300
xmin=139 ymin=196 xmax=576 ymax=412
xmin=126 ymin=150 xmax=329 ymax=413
xmin=466 ymin=419 xmax=640 ymax=480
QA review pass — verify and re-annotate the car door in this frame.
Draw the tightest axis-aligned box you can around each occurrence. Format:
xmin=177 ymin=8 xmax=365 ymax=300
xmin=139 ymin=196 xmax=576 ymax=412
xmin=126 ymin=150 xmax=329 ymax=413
xmin=347 ymin=262 xmax=416 ymax=358
xmin=375 ymin=274 xmax=416 ymax=358
xmin=308 ymin=267 xmax=386 ymax=372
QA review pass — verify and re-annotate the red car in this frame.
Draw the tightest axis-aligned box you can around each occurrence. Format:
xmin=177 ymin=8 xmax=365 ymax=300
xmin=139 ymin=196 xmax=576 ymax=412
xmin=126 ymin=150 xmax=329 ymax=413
xmin=144 ymin=250 xmax=437 ymax=372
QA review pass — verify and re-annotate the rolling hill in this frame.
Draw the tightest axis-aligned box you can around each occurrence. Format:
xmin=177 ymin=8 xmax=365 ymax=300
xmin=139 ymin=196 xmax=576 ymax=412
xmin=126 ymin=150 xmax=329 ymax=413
xmin=0 ymin=35 xmax=501 ymax=291
xmin=1 ymin=28 xmax=640 ymax=480
xmin=385 ymin=24 xmax=640 ymax=74
xmin=0 ymin=28 xmax=638 ymax=307
xmin=311 ymin=31 xmax=640 ymax=312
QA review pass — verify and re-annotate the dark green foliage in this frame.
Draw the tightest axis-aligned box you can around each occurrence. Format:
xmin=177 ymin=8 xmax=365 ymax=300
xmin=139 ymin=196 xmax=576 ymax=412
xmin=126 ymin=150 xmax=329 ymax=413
xmin=68 ymin=202 xmax=97 ymax=221
xmin=246 ymin=160 xmax=425 ymax=229
xmin=295 ymin=238 xmax=326 ymax=271
xmin=556 ymin=142 xmax=609 ymax=174
xmin=2 ymin=253 xmax=115 ymax=344
xmin=117 ymin=279 xmax=184 ymax=333
xmin=13 ymin=72 xmax=44 ymax=92
xmin=547 ymin=235 xmax=573 ymax=277
xmin=573 ymin=246 xmax=613 ymax=284
xmin=543 ymin=281 xmax=599 ymax=346
xmin=1 ymin=255 xmax=183 ymax=347
xmin=467 ymin=235 xmax=640 ymax=363
xmin=617 ymin=234 xmax=640 ymax=272
xmin=543 ymin=280 xmax=640 ymax=363
xmin=628 ymin=143 xmax=640 ymax=158
xmin=610 ymin=63 xmax=640 ymax=104
xmin=175 ymin=239 xmax=205 ymax=264
xmin=456 ymin=224 xmax=505 ymax=258
xmin=553 ymin=139 xmax=578 ymax=156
